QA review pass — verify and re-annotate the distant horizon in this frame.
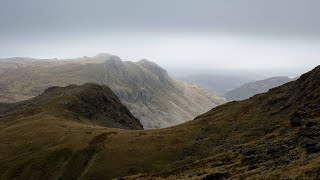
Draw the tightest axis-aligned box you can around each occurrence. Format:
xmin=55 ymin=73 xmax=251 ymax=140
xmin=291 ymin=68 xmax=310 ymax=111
xmin=1 ymin=33 xmax=319 ymax=74
xmin=0 ymin=47 xmax=315 ymax=79
xmin=2 ymin=0 xmax=320 ymax=78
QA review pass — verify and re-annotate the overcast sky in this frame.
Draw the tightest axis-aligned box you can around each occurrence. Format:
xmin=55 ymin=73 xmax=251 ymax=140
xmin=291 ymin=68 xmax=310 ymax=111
xmin=1 ymin=0 xmax=320 ymax=74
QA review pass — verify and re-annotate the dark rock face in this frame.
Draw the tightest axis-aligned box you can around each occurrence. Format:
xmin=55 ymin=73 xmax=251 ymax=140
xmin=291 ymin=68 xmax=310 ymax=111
xmin=306 ymin=143 xmax=320 ymax=154
xmin=298 ymin=124 xmax=320 ymax=154
xmin=49 ymin=83 xmax=144 ymax=130
xmin=290 ymin=116 xmax=302 ymax=127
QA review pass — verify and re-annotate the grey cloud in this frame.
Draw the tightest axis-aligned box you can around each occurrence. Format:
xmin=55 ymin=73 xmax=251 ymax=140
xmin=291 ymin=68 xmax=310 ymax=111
xmin=1 ymin=0 xmax=320 ymax=35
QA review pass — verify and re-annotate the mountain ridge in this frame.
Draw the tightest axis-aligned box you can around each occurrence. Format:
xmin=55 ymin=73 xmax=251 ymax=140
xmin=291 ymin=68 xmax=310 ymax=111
xmin=0 ymin=54 xmax=226 ymax=128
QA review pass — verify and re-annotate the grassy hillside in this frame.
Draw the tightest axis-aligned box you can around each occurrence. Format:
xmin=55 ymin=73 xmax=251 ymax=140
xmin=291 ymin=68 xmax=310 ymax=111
xmin=0 ymin=66 xmax=319 ymax=179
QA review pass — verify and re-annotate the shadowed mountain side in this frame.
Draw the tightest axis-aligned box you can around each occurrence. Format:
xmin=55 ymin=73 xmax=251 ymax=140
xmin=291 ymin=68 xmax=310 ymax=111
xmin=225 ymin=76 xmax=293 ymax=101
xmin=0 ymin=66 xmax=319 ymax=179
xmin=0 ymin=83 xmax=143 ymax=130
xmin=0 ymin=54 xmax=226 ymax=128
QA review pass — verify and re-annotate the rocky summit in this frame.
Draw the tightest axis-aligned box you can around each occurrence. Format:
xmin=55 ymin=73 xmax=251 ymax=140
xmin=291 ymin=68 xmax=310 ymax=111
xmin=0 ymin=54 xmax=226 ymax=128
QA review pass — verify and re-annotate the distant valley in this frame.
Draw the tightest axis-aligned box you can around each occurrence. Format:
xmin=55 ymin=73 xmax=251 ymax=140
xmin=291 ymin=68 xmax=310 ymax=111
xmin=173 ymin=70 xmax=298 ymax=102
xmin=169 ymin=69 xmax=260 ymax=96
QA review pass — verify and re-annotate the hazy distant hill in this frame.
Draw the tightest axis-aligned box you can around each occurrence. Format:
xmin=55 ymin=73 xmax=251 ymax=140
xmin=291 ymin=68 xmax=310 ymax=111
xmin=225 ymin=76 xmax=293 ymax=101
xmin=0 ymin=53 xmax=225 ymax=128
xmin=169 ymin=69 xmax=261 ymax=96
xmin=176 ymin=74 xmax=254 ymax=96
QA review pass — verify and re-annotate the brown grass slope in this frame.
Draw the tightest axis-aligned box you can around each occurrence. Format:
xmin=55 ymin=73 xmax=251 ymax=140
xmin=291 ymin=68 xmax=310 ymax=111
xmin=0 ymin=66 xmax=320 ymax=179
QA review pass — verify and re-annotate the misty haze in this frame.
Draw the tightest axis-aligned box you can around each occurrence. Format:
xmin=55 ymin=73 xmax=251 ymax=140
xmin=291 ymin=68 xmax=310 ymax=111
xmin=0 ymin=0 xmax=320 ymax=179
